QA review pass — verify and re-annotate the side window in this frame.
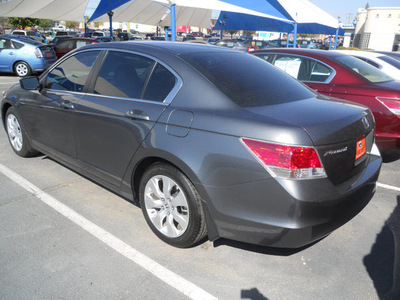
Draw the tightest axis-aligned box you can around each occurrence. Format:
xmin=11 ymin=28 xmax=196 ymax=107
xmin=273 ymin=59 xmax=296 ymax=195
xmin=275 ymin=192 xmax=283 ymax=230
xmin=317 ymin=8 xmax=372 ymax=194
xmin=273 ymin=55 xmax=315 ymax=80
xmin=310 ymin=61 xmax=334 ymax=82
xmin=12 ymin=41 xmax=24 ymax=49
xmin=143 ymin=63 xmax=177 ymax=102
xmin=94 ymin=51 xmax=155 ymax=99
xmin=354 ymin=56 xmax=380 ymax=69
xmin=45 ymin=51 xmax=100 ymax=92
xmin=0 ymin=38 xmax=12 ymax=49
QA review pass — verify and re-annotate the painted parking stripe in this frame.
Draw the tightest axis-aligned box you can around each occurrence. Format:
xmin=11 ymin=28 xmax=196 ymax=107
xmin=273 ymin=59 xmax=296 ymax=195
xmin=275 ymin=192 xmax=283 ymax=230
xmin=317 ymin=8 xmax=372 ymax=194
xmin=0 ymin=163 xmax=217 ymax=300
xmin=377 ymin=182 xmax=400 ymax=192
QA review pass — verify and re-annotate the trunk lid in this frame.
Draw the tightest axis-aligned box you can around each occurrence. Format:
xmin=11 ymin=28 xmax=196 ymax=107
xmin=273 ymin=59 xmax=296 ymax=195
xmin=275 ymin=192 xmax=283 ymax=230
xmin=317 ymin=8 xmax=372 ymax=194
xmin=245 ymin=96 xmax=375 ymax=184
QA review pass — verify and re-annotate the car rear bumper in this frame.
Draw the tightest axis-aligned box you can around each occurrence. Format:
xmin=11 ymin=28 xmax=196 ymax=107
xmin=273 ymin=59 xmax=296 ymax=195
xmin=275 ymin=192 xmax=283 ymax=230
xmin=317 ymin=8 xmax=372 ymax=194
xmin=201 ymin=152 xmax=381 ymax=248
xmin=375 ymin=134 xmax=400 ymax=150
xmin=30 ymin=58 xmax=57 ymax=72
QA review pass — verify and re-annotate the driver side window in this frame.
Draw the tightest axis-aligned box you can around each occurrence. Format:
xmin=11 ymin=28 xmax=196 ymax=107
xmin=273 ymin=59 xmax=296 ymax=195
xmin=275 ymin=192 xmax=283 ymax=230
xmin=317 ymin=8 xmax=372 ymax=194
xmin=45 ymin=51 xmax=100 ymax=92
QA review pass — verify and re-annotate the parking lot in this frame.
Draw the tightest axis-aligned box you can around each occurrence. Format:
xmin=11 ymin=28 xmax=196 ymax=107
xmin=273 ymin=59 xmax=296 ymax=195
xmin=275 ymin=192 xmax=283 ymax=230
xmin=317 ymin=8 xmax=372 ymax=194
xmin=0 ymin=74 xmax=399 ymax=300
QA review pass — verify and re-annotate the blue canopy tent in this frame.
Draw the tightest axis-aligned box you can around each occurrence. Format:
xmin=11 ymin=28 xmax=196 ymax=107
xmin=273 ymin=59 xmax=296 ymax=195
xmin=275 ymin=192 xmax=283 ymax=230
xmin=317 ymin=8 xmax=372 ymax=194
xmin=88 ymin=0 xmax=293 ymax=41
xmin=214 ymin=0 xmax=345 ymax=49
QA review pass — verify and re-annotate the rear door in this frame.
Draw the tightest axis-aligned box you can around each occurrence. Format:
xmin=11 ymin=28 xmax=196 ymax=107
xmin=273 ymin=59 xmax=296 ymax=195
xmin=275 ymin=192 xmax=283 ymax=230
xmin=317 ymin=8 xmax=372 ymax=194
xmin=74 ymin=50 xmax=179 ymax=186
xmin=0 ymin=38 xmax=15 ymax=72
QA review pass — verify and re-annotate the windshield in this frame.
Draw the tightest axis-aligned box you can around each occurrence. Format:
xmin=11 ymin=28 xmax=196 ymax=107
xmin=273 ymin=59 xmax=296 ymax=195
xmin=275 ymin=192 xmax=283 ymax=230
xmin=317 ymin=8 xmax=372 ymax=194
xmin=180 ymin=52 xmax=315 ymax=107
xmin=333 ymin=55 xmax=393 ymax=83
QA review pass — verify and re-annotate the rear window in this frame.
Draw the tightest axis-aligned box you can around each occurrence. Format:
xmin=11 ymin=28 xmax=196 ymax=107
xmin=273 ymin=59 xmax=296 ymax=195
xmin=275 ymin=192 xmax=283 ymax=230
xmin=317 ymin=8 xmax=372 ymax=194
xmin=333 ymin=55 xmax=393 ymax=83
xmin=180 ymin=52 xmax=315 ymax=107
xmin=12 ymin=31 xmax=25 ymax=36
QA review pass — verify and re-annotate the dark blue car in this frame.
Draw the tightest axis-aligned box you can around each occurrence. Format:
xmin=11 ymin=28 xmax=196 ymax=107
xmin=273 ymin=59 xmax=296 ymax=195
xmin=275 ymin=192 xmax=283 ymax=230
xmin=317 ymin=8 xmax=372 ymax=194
xmin=0 ymin=35 xmax=57 ymax=76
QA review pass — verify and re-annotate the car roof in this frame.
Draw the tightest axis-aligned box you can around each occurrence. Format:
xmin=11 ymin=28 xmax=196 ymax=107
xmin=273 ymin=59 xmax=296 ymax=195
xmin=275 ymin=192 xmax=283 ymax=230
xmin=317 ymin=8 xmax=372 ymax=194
xmin=253 ymin=48 xmax=343 ymax=58
xmin=333 ymin=50 xmax=382 ymax=58
xmin=82 ymin=41 xmax=233 ymax=55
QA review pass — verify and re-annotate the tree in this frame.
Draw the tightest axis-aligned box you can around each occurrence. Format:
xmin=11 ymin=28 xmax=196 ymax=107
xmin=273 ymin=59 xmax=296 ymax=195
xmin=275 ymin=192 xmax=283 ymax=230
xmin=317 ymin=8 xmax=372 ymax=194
xmin=66 ymin=21 xmax=79 ymax=29
xmin=8 ymin=17 xmax=40 ymax=29
xmin=0 ymin=17 xmax=10 ymax=31
xmin=226 ymin=30 xmax=238 ymax=39
xmin=38 ymin=19 xmax=52 ymax=29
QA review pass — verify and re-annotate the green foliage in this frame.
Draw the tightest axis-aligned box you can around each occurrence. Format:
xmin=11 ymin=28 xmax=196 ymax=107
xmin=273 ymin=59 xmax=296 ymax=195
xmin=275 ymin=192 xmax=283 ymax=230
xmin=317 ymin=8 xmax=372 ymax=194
xmin=38 ymin=19 xmax=52 ymax=29
xmin=225 ymin=30 xmax=238 ymax=38
xmin=337 ymin=46 xmax=361 ymax=50
xmin=66 ymin=21 xmax=79 ymax=29
xmin=8 ymin=17 xmax=40 ymax=29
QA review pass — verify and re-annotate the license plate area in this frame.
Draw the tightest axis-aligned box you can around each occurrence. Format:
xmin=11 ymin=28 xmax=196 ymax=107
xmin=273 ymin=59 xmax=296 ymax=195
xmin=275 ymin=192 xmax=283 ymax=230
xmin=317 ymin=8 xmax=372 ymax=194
xmin=46 ymin=52 xmax=52 ymax=57
xmin=355 ymin=137 xmax=366 ymax=161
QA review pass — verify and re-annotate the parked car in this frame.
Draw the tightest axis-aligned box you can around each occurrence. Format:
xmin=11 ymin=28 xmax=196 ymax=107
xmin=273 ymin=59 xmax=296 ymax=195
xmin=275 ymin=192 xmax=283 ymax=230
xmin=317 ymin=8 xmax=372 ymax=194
xmin=53 ymin=37 xmax=98 ymax=59
xmin=252 ymin=48 xmax=400 ymax=150
xmin=92 ymin=31 xmax=106 ymax=37
xmin=206 ymin=37 xmax=220 ymax=45
xmin=1 ymin=42 xmax=381 ymax=249
xmin=94 ymin=36 xmax=114 ymax=43
xmin=0 ymin=35 xmax=56 ymax=76
xmin=11 ymin=30 xmax=46 ymax=43
xmin=268 ymin=39 xmax=289 ymax=48
xmin=117 ymin=32 xmax=131 ymax=41
xmin=335 ymin=50 xmax=400 ymax=80
xmin=214 ymin=39 xmax=273 ymax=52
xmin=297 ymin=39 xmax=320 ymax=49
xmin=373 ymin=51 xmax=400 ymax=62
xmin=49 ymin=35 xmax=73 ymax=46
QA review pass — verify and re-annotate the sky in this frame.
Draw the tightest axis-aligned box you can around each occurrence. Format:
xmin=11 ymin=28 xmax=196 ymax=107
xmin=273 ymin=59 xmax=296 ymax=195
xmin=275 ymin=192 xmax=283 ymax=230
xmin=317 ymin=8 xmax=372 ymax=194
xmin=308 ymin=0 xmax=400 ymax=24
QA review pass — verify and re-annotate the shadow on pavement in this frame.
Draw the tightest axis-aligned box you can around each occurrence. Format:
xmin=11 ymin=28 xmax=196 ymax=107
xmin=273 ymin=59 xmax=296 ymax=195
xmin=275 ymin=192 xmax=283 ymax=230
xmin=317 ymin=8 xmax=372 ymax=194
xmin=241 ymin=288 xmax=269 ymax=300
xmin=364 ymin=196 xmax=400 ymax=300
xmin=381 ymin=150 xmax=400 ymax=164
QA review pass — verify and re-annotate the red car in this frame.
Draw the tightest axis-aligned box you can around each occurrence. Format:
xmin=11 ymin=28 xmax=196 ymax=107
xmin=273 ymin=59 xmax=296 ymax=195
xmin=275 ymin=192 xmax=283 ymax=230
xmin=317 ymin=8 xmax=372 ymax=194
xmin=53 ymin=38 xmax=98 ymax=59
xmin=253 ymin=49 xmax=400 ymax=150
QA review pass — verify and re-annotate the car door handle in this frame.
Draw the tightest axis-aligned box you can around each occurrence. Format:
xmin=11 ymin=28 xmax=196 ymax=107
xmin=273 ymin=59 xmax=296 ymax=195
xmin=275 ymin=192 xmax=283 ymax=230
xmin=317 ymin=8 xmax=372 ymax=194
xmin=125 ymin=109 xmax=150 ymax=121
xmin=60 ymin=100 xmax=74 ymax=109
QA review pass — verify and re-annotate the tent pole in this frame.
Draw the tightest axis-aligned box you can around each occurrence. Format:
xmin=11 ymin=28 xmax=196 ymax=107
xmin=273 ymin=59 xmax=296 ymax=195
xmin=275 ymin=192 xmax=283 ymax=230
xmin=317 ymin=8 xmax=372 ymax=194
xmin=286 ymin=32 xmax=290 ymax=48
xmin=328 ymin=35 xmax=332 ymax=50
xmin=293 ymin=22 xmax=297 ymax=48
xmin=170 ymin=4 xmax=176 ymax=41
xmin=108 ymin=0 xmax=113 ymax=38
xmin=334 ymin=18 xmax=340 ymax=50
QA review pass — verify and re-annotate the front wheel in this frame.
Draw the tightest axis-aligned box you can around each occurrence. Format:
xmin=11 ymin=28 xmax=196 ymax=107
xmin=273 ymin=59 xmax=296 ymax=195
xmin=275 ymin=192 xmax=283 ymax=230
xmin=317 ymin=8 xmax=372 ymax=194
xmin=13 ymin=61 xmax=32 ymax=77
xmin=5 ymin=107 xmax=37 ymax=157
xmin=139 ymin=163 xmax=207 ymax=248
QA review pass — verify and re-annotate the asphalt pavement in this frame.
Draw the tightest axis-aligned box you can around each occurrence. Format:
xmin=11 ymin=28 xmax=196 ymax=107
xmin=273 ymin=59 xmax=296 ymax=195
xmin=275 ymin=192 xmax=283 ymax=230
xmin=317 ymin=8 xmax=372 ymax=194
xmin=0 ymin=74 xmax=399 ymax=300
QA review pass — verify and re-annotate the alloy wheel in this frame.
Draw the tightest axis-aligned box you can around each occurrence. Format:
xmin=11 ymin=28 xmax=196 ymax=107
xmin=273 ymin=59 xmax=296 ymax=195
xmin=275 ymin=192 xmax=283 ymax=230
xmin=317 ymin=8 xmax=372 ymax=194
xmin=7 ymin=114 xmax=23 ymax=152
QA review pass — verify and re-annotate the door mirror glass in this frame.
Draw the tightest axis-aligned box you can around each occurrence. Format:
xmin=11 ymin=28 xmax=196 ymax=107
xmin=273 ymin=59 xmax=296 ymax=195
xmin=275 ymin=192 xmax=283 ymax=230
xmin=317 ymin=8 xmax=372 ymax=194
xmin=20 ymin=77 xmax=39 ymax=90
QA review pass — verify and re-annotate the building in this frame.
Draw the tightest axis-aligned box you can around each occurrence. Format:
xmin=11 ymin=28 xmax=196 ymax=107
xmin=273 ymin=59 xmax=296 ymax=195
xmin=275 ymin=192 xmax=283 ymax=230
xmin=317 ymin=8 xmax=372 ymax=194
xmin=354 ymin=7 xmax=400 ymax=51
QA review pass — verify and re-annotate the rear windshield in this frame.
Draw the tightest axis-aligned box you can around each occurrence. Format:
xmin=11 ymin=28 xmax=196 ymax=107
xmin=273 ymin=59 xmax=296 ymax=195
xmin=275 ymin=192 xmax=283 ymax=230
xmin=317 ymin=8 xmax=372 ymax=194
xmin=333 ymin=55 xmax=393 ymax=83
xmin=180 ymin=52 xmax=315 ymax=107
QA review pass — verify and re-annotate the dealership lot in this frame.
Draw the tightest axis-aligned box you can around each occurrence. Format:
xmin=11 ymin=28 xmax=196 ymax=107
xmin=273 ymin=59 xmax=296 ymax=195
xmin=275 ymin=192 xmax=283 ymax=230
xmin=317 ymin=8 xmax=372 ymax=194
xmin=0 ymin=74 xmax=399 ymax=299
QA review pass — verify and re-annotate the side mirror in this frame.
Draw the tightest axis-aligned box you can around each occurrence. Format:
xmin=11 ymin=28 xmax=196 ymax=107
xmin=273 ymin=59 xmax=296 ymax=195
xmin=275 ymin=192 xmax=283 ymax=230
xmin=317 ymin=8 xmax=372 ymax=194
xmin=20 ymin=77 xmax=40 ymax=90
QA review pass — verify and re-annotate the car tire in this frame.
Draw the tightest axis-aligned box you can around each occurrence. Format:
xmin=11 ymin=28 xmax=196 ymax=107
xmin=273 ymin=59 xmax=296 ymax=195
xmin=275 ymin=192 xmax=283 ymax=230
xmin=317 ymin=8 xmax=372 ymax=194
xmin=5 ymin=107 xmax=37 ymax=157
xmin=13 ymin=61 xmax=32 ymax=77
xmin=139 ymin=163 xmax=207 ymax=248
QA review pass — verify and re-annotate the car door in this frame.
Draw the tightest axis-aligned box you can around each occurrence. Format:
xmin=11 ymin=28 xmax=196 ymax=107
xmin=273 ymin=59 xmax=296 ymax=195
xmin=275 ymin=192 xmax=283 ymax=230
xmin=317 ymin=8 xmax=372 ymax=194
xmin=74 ymin=50 xmax=179 ymax=186
xmin=19 ymin=50 xmax=101 ymax=164
xmin=0 ymin=38 xmax=15 ymax=72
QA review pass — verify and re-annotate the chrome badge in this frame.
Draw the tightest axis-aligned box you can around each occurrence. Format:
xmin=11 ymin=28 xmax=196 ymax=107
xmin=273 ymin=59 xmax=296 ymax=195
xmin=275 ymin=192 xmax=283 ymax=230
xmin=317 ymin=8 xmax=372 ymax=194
xmin=324 ymin=146 xmax=348 ymax=157
xmin=362 ymin=116 xmax=370 ymax=130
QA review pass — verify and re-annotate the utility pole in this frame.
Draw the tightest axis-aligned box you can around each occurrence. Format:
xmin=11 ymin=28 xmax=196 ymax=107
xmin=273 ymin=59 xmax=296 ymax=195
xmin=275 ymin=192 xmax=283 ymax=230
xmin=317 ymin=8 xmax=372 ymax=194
xmin=347 ymin=13 xmax=353 ymax=24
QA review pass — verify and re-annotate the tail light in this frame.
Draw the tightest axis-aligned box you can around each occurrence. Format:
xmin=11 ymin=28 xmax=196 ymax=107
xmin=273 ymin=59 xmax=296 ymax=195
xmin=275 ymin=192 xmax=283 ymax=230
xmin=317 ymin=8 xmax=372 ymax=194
xmin=34 ymin=48 xmax=43 ymax=58
xmin=241 ymin=138 xmax=326 ymax=180
xmin=376 ymin=97 xmax=400 ymax=116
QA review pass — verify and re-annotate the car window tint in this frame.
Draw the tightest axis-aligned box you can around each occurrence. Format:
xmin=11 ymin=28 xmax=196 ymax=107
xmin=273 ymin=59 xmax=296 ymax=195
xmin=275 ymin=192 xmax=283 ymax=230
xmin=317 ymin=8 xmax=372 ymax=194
xmin=12 ymin=32 xmax=25 ymax=36
xmin=181 ymin=52 xmax=314 ymax=107
xmin=94 ymin=51 xmax=155 ymax=99
xmin=355 ymin=56 xmax=380 ymax=69
xmin=12 ymin=41 xmax=24 ymax=49
xmin=254 ymin=53 xmax=273 ymax=62
xmin=26 ymin=31 xmax=35 ymax=36
xmin=273 ymin=55 xmax=315 ymax=81
xmin=56 ymin=40 xmax=75 ymax=50
xmin=378 ymin=55 xmax=400 ymax=69
xmin=310 ymin=61 xmax=333 ymax=82
xmin=45 ymin=51 xmax=100 ymax=92
xmin=143 ymin=63 xmax=177 ymax=102
xmin=0 ymin=38 xmax=12 ymax=49
xmin=333 ymin=55 xmax=393 ymax=83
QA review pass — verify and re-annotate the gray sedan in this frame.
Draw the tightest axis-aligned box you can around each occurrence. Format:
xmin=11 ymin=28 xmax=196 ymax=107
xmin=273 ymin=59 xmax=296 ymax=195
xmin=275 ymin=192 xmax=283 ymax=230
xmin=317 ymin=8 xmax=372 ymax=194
xmin=1 ymin=42 xmax=381 ymax=248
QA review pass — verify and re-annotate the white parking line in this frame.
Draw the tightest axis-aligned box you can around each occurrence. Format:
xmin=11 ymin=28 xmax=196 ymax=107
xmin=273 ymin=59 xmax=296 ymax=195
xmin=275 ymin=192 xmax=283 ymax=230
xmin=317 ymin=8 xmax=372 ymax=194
xmin=377 ymin=182 xmax=400 ymax=192
xmin=0 ymin=163 xmax=217 ymax=300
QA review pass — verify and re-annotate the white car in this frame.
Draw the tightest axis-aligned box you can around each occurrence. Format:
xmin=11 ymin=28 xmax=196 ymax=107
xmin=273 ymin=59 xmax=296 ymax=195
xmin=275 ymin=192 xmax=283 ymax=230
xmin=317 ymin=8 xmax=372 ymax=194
xmin=335 ymin=50 xmax=400 ymax=80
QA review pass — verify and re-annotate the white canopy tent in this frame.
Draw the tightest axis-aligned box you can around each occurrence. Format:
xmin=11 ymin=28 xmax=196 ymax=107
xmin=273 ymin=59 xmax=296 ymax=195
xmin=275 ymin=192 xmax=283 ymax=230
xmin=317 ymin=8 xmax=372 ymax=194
xmin=0 ymin=0 xmax=91 ymax=22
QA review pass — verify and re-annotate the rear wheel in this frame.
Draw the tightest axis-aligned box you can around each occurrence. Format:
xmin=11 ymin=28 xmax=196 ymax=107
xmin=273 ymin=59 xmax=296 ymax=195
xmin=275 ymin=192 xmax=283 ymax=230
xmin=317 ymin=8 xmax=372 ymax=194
xmin=5 ymin=107 xmax=37 ymax=157
xmin=139 ymin=163 xmax=207 ymax=248
xmin=13 ymin=61 xmax=31 ymax=77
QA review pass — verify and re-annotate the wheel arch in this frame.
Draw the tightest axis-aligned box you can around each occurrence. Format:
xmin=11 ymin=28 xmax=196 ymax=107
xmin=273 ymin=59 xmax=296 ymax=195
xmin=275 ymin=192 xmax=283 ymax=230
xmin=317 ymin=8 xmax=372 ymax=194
xmin=130 ymin=154 xmax=219 ymax=242
xmin=1 ymin=101 xmax=13 ymax=129
xmin=13 ymin=60 xmax=31 ymax=76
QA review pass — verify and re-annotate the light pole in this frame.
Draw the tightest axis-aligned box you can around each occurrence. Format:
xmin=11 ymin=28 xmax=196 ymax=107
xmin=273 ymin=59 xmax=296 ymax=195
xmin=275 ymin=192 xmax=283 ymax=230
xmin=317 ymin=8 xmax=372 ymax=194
xmin=108 ymin=0 xmax=113 ymax=38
